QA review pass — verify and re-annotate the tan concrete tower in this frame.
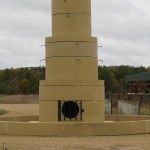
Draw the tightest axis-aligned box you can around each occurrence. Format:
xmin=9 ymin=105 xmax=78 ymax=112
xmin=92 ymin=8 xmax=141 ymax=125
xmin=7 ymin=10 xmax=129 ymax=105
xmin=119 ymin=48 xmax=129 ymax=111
xmin=39 ymin=0 xmax=105 ymax=122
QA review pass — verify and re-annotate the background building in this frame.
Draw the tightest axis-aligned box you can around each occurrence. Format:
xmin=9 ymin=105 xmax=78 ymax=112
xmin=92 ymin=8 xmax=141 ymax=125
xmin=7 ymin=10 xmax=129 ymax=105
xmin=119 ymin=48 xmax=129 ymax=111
xmin=126 ymin=72 xmax=150 ymax=94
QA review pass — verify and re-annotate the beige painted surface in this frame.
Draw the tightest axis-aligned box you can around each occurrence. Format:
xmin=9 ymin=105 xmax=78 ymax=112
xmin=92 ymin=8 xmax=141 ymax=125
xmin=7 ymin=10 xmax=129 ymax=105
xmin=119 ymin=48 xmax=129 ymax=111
xmin=39 ymin=0 xmax=105 ymax=122
xmin=145 ymin=120 xmax=150 ymax=133
xmin=52 ymin=0 xmax=91 ymax=14
xmin=45 ymin=57 xmax=98 ymax=80
xmin=39 ymin=101 xmax=58 ymax=122
xmin=52 ymin=0 xmax=91 ymax=36
xmin=0 ymin=102 xmax=149 ymax=136
xmin=39 ymin=84 xmax=104 ymax=101
xmin=52 ymin=14 xmax=91 ymax=36
xmin=40 ymin=80 xmax=104 ymax=86
xmin=0 ymin=105 xmax=149 ymax=136
xmin=82 ymin=101 xmax=105 ymax=122
xmin=0 ymin=120 xmax=150 ymax=136
xmin=46 ymin=41 xmax=97 ymax=57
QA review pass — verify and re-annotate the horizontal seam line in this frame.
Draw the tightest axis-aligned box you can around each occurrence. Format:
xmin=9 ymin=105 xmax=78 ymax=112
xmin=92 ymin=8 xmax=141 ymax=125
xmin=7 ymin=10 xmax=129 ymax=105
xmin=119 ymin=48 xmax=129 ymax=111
xmin=46 ymin=41 xmax=96 ymax=43
xmin=52 ymin=13 xmax=91 ymax=15
xmin=46 ymin=56 xmax=97 ymax=58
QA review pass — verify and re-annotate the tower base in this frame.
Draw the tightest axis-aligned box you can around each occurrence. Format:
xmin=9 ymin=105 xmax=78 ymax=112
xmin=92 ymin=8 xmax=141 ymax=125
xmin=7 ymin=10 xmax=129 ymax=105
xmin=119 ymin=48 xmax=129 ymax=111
xmin=39 ymin=80 xmax=105 ymax=122
xmin=0 ymin=115 xmax=150 ymax=136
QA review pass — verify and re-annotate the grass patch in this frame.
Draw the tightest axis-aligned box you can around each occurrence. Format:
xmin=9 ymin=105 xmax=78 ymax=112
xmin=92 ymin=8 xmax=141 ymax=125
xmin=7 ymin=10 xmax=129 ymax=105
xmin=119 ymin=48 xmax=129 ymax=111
xmin=0 ymin=94 xmax=39 ymax=104
xmin=0 ymin=109 xmax=7 ymax=115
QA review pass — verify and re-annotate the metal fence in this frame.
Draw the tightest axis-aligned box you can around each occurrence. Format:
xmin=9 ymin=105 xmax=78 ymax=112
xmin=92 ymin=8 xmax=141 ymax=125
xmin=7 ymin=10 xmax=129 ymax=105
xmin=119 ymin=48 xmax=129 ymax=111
xmin=105 ymin=94 xmax=150 ymax=115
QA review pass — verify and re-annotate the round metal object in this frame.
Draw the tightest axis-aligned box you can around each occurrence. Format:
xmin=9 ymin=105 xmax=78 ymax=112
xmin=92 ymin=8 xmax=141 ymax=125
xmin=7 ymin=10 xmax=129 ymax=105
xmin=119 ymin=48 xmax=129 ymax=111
xmin=62 ymin=101 xmax=79 ymax=119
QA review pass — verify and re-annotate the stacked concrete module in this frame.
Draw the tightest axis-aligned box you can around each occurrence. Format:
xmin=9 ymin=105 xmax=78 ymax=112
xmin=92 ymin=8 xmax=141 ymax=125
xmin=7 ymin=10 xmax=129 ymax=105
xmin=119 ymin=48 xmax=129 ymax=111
xmin=39 ymin=0 xmax=105 ymax=122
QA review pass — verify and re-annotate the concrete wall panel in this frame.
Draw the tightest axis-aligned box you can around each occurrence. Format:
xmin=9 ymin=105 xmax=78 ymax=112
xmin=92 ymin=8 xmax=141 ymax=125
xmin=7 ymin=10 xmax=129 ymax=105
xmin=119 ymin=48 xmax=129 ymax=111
xmin=82 ymin=101 xmax=105 ymax=122
xmin=0 ymin=120 xmax=149 ymax=136
xmin=52 ymin=14 xmax=91 ymax=36
xmin=118 ymin=100 xmax=140 ymax=115
xmin=46 ymin=41 xmax=97 ymax=57
xmin=39 ymin=101 xmax=58 ymax=122
xmin=105 ymin=99 xmax=112 ymax=114
xmin=46 ymin=57 xmax=98 ymax=80
xmin=39 ymin=85 xmax=104 ymax=101
xmin=52 ymin=0 xmax=91 ymax=14
xmin=145 ymin=120 xmax=150 ymax=134
xmin=40 ymin=80 xmax=104 ymax=86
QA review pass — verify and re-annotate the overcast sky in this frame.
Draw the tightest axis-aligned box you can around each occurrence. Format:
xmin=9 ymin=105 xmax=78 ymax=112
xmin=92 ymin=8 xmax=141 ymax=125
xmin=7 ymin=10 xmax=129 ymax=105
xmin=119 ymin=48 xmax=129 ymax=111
xmin=0 ymin=0 xmax=150 ymax=69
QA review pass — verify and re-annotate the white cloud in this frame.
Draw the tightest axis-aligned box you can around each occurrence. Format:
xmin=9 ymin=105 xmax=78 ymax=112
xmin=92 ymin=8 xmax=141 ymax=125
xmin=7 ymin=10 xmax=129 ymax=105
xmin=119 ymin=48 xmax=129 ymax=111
xmin=0 ymin=0 xmax=50 ymax=69
xmin=0 ymin=0 xmax=150 ymax=68
xmin=92 ymin=0 xmax=150 ymax=67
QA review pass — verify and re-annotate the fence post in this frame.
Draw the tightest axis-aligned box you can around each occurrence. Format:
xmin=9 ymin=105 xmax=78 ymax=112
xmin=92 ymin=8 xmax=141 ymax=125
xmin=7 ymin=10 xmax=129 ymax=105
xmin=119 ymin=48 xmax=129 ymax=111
xmin=111 ymin=99 xmax=113 ymax=114
xmin=139 ymin=100 xmax=141 ymax=115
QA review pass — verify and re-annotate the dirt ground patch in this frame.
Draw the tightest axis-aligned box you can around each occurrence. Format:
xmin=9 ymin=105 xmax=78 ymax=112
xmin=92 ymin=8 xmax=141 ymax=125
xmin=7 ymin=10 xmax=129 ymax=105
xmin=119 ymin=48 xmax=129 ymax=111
xmin=0 ymin=104 xmax=150 ymax=150
xmin=0 ymin=104 xmax=39 ymax=116
xmin=0 ymin=134 xmax=150 ymax=150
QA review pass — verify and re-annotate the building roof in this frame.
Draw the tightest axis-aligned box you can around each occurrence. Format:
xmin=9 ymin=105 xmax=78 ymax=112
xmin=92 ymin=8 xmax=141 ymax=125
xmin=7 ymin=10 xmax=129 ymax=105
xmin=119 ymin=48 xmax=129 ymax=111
xmin=126 ymin=72 xmax=150 ymax=82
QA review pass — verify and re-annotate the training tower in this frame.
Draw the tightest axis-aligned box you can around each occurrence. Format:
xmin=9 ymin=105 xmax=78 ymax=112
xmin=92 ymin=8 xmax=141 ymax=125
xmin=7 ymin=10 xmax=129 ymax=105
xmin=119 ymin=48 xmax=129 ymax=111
xmin=39 ymin=0 xmax=105 ymax=122
xmin=0 ymin=0 xmax=150 ymax=137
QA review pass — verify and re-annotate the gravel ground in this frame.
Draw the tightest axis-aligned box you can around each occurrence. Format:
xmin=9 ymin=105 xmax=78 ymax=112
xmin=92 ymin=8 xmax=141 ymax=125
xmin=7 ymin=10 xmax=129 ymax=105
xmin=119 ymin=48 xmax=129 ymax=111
xmin=0 ymin=104 xmax=150 ymax=150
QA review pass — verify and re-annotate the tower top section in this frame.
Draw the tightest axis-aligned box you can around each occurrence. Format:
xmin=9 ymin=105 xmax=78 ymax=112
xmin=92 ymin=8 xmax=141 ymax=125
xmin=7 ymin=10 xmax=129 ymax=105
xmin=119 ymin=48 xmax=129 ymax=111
xmin=52 ymin=0 xmax=91 ymax=14
xmin=52 ymin=0 xmax=91 ymax=37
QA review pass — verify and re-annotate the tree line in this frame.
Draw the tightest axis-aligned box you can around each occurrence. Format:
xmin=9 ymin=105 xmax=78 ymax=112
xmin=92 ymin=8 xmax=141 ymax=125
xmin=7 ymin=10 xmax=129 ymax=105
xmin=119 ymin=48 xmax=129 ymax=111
xmin=98 ymin=65 xmax=150 ymax=94
xmin=0 ymin=67 xmax=45 ymax=95
xmin=0 ymin=65 xmax=149 ymax=95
